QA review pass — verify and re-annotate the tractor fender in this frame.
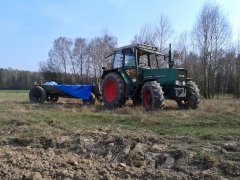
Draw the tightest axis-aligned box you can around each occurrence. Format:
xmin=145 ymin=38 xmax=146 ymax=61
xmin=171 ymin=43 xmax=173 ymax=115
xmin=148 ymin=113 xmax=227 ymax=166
xmin=101 ymin=70 xmax=128 ymax=94
xmin=102 ymin=69 xmax=128 ymax=84
xmin=101 ymin=69 xmax=117 ymax=79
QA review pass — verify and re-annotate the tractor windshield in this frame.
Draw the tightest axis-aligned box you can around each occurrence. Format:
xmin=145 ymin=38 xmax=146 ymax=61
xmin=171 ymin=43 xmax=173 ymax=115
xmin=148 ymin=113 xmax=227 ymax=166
xmin=138 ymin=49 xmax=164 ymax=68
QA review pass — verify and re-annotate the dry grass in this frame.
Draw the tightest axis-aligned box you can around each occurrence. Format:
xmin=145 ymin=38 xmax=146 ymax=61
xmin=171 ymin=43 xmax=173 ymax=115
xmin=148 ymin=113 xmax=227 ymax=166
xmin=0 ymin=91 xmax=239 ymax=139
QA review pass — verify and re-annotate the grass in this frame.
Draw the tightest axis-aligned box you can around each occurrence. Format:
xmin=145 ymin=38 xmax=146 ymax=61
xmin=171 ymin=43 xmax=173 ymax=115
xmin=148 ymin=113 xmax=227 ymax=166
xmin=0 ymin=90 xmax=239 ymax=139
xmin=1 ymin=90 xmax=239 ymax=179
xmin=0 ymin=90 xmax=29 ymax=93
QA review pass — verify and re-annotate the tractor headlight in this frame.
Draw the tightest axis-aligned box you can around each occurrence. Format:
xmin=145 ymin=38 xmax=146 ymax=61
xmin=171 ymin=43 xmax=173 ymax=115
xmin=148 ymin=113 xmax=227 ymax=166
xmin=175 ymin=80 xmax=186 ymax=86
xmin=175 ymin=80 xmax=181 ymax=85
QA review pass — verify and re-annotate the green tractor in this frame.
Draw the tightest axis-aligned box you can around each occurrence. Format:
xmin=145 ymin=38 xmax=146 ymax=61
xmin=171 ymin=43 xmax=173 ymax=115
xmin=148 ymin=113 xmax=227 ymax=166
xmin=101 ymin=44 xmax=200 ymax=111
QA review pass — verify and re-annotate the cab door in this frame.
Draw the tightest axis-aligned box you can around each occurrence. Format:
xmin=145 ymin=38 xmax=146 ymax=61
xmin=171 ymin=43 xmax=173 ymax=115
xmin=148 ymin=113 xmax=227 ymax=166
xmin=123 ymin=48 xmax=137 ymax=83
xmin=122 ymin=48 xmax=138 ymax=96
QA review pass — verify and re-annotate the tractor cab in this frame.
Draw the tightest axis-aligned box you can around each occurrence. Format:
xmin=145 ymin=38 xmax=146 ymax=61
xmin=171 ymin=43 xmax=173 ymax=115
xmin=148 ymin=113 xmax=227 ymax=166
xmin=101 ymin=44 xmax=200 ymax=110
xmin=104 ymin=44 xmax=165 ymax=82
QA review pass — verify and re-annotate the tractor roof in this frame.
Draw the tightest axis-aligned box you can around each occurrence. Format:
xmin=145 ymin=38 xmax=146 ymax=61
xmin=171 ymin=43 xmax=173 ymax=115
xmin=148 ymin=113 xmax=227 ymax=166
xmin=114 ymin=44 xmax=165 ymax=56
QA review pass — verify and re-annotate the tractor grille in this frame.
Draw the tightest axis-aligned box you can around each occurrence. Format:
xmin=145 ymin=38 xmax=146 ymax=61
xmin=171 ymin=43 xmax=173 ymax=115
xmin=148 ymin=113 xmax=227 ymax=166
xmin=177 ymin=69 xmax=187 ymax=81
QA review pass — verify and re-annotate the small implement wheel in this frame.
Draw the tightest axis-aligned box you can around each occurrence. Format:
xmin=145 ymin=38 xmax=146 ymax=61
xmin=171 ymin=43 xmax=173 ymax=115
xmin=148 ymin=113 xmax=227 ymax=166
xmin=29 ymin=86 xmax=46 ymax=103
xmin=102 ymin=72 xmax=125 ymax=109
xmin=141 ymin=81 xmax=164 ymax=111
xmin=83 ymin=93 xmax=96 ymax=105
xmin=46 ymin=95 xmax=59 ymax=103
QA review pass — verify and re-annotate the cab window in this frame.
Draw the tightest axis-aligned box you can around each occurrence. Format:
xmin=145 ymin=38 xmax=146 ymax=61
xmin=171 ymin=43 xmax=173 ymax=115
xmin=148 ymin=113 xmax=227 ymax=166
xmin=105 ymin=54 xmax=113 ymax=69
xmin=113 ymin=51 xmax=123 ymax=68
xmin=149 ymin=54 xmax=157 ymax=68
xmin=139 ymin=54 xmax=148 ymax=67
xmin=124 ymin=48 xmax=135 ymax=67
xmin=156 ymin=55 xmax=165 ymax=67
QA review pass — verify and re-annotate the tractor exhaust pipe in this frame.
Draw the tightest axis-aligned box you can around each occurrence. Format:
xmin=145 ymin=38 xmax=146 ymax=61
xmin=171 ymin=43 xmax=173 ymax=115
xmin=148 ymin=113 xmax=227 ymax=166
xmin=168 ymin=43 xmax=174 ymax=68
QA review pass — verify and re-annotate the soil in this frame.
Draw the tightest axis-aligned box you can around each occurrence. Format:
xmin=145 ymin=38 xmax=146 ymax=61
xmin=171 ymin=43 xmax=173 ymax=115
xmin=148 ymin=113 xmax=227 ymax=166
xmin=0 ymin=123 xmax=239 ymax=179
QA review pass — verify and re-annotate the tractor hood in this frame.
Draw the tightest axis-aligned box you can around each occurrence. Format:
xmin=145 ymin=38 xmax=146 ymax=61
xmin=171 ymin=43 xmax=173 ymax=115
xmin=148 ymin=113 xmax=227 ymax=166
xmin=143 ymin=68 xmax=185 ymax=86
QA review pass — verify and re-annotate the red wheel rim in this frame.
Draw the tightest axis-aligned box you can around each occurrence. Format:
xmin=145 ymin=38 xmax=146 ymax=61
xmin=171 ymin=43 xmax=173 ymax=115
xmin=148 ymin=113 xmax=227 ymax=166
xmin=104 ymin=79 xmax=117 ymax=102
xmin=143 ymin=88 xmax=151 ymax=107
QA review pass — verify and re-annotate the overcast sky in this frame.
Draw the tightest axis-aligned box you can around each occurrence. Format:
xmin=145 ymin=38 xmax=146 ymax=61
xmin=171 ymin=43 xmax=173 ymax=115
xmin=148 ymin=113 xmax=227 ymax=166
xmin=0 ymin=0 xmax=239 ymax=71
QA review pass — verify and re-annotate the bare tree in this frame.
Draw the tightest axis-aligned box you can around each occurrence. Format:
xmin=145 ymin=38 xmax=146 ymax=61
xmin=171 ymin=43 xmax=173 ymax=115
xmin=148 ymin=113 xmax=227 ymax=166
xmin=39 ymin=37 xmax=73 ymax=83
xmin=39 ymin=58 xmax=62 ymax=82
xmin=89 ymin=33 xmax=117 ymax=83
xmin=155 ymin=13 xmax=174 ymax=52
xmin=54 ymin=37 xmax=72 ymax=77
xmin=85 ymin=50 xmax=92 ymax=83
xmin=132 ymin=14 xmax=173 ymax=53
xmin=131 ymin=14 xmax=173 ymax=67
xmin=89 ymin=37 xmax=102 ymax=83
xmin=175 ymin=32 xmax=189 ymax=68
xmin=131 ymin=23 xmax=156 ymax=46
xmin=235 ymin=55 xmax=240 ymax=98
xmin=234 ymin=34 xmax=240 ymax=97
xmin=72 ymin=37 xmax=88 ymax=83
xmin=192 ymin=2 xmax=231 ymax=98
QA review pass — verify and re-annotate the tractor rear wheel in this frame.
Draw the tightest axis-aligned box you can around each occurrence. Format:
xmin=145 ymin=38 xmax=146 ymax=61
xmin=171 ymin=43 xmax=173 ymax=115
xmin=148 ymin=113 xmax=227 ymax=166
xmin=177 ymin=81 xmax=200 ymax=109
xmin=141 ymin=81 xmax=164 ymax=111
xmin=102 ymin=72 xmax=126 ymax=109
xmin=29 ymin=86 xmax=46 ymax=103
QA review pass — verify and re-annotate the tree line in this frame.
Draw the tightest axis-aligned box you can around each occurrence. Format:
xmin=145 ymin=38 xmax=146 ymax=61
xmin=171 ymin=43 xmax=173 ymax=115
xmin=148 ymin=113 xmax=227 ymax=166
xmin=0 ymin=68 xmax=42 ymax=90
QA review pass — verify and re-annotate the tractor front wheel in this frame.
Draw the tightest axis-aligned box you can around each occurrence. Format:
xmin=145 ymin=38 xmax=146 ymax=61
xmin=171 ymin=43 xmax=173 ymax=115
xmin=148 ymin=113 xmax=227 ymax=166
xmin=177 ymin=81 xmax=200 ymax=109
xmin=141 ymin=81 xmax=164 ymax=111
xmin=102 ymin=72 xmax=126 ymax=109
xmin=29 ymin=86 xmax=46 ymax=103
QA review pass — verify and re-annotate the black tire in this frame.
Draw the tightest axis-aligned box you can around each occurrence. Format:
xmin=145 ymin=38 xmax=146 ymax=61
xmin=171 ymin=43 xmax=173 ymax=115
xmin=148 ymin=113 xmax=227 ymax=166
xmin=29 ymin=86 xmax=46 ymax=103
xmin=102 ymin=72 xmax=126 ymax=109
xmin=141 ymin=81 xmax=164 ymax=111
xmin=46 ymin=95 xmax=59 ymax=103
xmin=83 ymin=93 xmax=96 ymax=105
xmin=50 ymin=96 xmax=59 ymax=103
xmin=177 ymin=81 xmax=200 ymax=109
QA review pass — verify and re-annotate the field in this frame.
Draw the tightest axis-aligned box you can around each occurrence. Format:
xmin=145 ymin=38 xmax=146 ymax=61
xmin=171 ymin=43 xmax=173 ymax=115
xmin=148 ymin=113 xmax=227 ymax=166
xmin=0 ymin=91 xmax=240 ymax=179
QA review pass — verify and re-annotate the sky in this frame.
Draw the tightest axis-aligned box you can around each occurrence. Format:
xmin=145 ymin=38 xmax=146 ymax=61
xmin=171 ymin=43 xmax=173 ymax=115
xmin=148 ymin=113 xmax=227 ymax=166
xmin=0 ymin=0 xmax=239 ymax=71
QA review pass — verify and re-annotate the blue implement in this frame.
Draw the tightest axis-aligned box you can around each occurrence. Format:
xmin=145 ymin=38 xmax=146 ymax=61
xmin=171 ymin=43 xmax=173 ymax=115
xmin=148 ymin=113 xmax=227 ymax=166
xmin=43 ymin=82 xmax=92 ymax=100
xmin=53 ymin=84 xmax=92 ymax=100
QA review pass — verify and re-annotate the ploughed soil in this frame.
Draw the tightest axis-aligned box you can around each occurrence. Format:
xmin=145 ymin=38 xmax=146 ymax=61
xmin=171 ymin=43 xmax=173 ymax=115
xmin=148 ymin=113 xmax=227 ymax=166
xmin=0 ymin=122 xmax=239 ymax=180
